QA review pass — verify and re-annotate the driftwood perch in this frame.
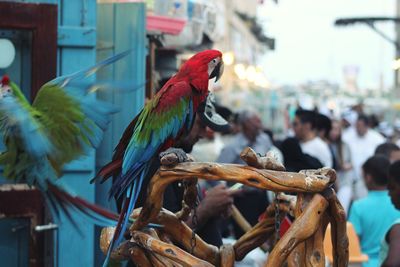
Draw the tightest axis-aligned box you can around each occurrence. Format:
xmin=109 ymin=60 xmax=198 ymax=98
xmin=132 ymin=162 xmax=335 ymax=231
xmin=240 ymin=147 xmax=286 ymax=171
xmin=324 ymin=188 xmax=349 ymax=267
xmin=132 ymin=231 xmax=213 ymax=267
xmin=265 ymin=193 xmax=329 ymax=266
xmin=131 ymin=208 xmax=219 ymax=266
xmin=99 ymin=147 xmax=347 ymax=267
xmin=233 ymin=204 xmax=278 ymax=261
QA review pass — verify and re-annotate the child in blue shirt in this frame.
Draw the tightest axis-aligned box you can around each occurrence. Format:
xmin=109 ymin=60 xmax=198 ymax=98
xmin=348 ymin=156 xmax=400 ymax=267
xmin=380 ymin=161 xmax=400 ymax=267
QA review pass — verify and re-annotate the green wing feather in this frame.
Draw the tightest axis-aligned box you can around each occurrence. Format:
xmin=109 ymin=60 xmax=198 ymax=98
xmin=32 ymin=83 xmax=88 ymax=168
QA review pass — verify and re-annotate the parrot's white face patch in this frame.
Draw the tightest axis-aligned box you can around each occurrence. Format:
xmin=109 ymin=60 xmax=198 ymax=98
xmin=0 ymin=85 xmax=13 ymax=99
xmin=208 ymin=57 xmax=222 ymax=76
xmin=208 ymin=57 xmax=224 ymax=82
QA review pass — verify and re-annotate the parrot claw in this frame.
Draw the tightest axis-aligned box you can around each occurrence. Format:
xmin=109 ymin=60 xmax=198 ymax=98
xmin=159 ymin=148 xmax=193 ymax=166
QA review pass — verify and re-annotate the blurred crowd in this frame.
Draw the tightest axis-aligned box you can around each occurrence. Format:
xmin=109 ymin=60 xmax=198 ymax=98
xmin=188 ymin=103 xmax=400 ymax=267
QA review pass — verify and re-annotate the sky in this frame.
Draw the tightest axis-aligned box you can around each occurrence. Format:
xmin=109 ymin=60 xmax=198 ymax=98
xmin=258 ymin=0 xmax=397 ymax=90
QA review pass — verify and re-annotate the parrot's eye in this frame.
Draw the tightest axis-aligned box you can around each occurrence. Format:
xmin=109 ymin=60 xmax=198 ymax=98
xmin=212 ymin=59 xmax=217 ymax=64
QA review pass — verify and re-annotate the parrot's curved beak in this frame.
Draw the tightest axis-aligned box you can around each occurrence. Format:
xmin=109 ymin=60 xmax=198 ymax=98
xmin=210 ymin=61 xmax=224 ymax=82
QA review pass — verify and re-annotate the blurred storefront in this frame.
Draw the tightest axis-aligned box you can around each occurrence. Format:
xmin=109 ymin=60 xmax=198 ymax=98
xmin=144 ymin=0 xmax=279 ymax=131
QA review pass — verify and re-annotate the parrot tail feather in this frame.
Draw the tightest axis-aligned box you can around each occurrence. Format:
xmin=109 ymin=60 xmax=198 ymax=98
xmin=102 ymin=188 xmax=132 ymax=267
xmin=103 ymin=165 xmax=149 ymax=267
xmin=109 ymin=162 xmax=146 ymax=199
xmin=90 ymin=159 xmax=122 ymax=184
xmin=45 ymin=182 xmax=119 ymax=229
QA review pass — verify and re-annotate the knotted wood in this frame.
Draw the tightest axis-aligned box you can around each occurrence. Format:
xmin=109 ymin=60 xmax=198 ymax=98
xmin=99 ymin=147 xmax=346 ymax=267
xmin=287 ymin=193 xmax=307 ymax=267
xmin=323 ymin=188 xmax=349 ymax=267
xmin=233 ymin=204 xmax=277 ymax=261
xmin=240 ymin=147 xmax=285 ymax=171
xmin=141 ymin=229 xmax=183 ymax=267
xmin=219 ymin=245 xmax=235 ymax=267
xmin=132 ymin=231 xmax=213 ymax=267
xmin=176 ymin=178 xmax=198 ymax=221
xmin=129 ymin=245 xmax=153 ymax=267
xmin=303 ymin=212 xmax=329 ymax=267
xmin=100 ymin=227 xmax=132 ymax=261
xmin=132 ymin=163 xmax=335 ymax=231
xmin=265 ymin=193 xmax=329 ymax=267
xmin=131 ymin=208 xmax=219 ymax=266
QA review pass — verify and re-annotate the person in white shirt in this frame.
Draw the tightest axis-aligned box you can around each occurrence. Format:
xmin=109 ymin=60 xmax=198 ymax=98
xmin=342 ymin=114 xmax=385 ymax=199
xmin=292 ymin=109 xmax=333 ymax=168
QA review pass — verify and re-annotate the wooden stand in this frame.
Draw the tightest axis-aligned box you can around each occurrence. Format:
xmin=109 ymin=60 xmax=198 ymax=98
xmin=100 ymin=147 xmax=348 ymax=266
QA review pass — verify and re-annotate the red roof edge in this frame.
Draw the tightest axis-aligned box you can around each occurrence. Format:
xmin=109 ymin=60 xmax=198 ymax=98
xmin=146 ymin=14 xmax=186 ymax=35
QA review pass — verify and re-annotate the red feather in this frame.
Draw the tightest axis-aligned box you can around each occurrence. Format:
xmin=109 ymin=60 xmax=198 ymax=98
xmin=1 ymin=75 xmax=10 ymax=86
xmin=47 ymin=183 xmax=119 ymax=220
xmin=94 ymin=159 xmax=122 ymax=183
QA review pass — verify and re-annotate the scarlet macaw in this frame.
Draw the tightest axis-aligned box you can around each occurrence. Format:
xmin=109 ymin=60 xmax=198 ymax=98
xmin=94 ymin=49 xmax=224 ymax=263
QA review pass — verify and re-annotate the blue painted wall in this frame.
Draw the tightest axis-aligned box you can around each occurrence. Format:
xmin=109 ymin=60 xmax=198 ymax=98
xmin=54 ymin=1 xmax=98 ymax=266
xmin=96 ymin=3 xmax=146 ymax=206
xmin=95 ymin=2 xmax=146 ymax=265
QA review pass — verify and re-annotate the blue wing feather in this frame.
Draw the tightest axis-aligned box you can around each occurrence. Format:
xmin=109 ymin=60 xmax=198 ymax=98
xmin=0 ymin=96 xmax=53 ymax=157
xmin=48 ymin=50 xmax=132 ymax=88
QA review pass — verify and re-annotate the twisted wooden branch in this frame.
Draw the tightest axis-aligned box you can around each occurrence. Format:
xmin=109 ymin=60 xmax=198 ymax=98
xmin=175 ymin=178 xmax=198 ymax=221
xmin=287 ymin=193 xmax=307 ymax=267
xmin=240 ymin=147 xmax=286 ymax=171
xmin=141 ymin=228 xmax=184 ymax=267
xmin=129 ymin=245 xmax=153 ymax=267
xmin=99 ymin=147 xmax=344 ymax=267
xmin=233 ymin=204 xmax=278 ymax=261
xmin=265 ymin=193 xmax=329 ymax=267
xmin=323 ymin=188 xmax=349 ymax=267
xmin=219 ymin=245 xmax=235 ymax=267
xmin=131 ymin=208 xmax=220 ymax=266
xmin=132 ymin=231 xmax=213 ymax=267
xmin=132 ymin=162 xmax=335 ymax=231
xmin=303 ymin=212 xmax=329 ymax=267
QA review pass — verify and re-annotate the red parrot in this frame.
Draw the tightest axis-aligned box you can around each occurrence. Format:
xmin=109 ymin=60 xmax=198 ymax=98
xmin=94 ymin=49 xmax=224 ymax=264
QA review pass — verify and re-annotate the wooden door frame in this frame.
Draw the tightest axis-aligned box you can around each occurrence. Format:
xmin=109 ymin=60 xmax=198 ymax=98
xmin=0 ymin=186 xmax=45 ymax=267
xmin=0 ymin=1 xmax=57 ymax=98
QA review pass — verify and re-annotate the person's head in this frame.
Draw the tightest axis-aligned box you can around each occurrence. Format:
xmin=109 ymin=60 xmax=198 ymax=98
xmin=281 ymin=137 xmax=323 ymax=172
xmin=315 ymin=113 xmax=332 ymax=141
xmin=388 ymin=161 xmax=400 ymax=209
xmin=329 ymin=119 xmax=342 ymax=142
xmin=374 ymin=143 xmax=400 ymax=163
xmin=215 ymin=105 xmax=239 ymax=134
xmin=355 ymin=114 xmax=369 ymax=137
xmin=341 ymin=109 xmax=357 ymax=129
xmin=368 ymin=114 xmax=379 ymax=129
xmin=292 ymin=109 xmax=316 ymax=141
xmin=238 ymin=110 xmax=262 ymax=143
xmin=362 ymin=155 xmax=390 ymax=190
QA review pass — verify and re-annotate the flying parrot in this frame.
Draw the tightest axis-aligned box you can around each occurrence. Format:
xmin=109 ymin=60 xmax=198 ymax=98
xmin=0 ymin=51 xmax=132 ymax=228
xmin=93 ymin=49 xmax=224 ymax=263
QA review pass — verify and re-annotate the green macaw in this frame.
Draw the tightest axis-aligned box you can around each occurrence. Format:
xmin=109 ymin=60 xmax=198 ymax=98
xmin=0 ymin=51 xmax=131 ymax=226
